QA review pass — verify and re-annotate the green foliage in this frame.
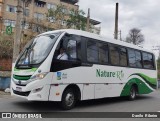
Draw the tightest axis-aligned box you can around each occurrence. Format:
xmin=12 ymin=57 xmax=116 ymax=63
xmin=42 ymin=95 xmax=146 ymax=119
xmin=157 ymin=58 xmax=160 ymax=69
xmin=0 ymin=66 xmax=2 ymax=71
xmin=46 ymin=4 xmax=86 ymax=30
xmin=0 ymin=33 xmax=32 ymax=59
xmin=46 ymin=4 xmax=66 ymax=29
xmin=66 ymin=9 xmax=86 ymax=30
xmin=0 ymin=33 xmax=14 ymax=58
xmin=157 ymin=58 xmax=160 ymax=79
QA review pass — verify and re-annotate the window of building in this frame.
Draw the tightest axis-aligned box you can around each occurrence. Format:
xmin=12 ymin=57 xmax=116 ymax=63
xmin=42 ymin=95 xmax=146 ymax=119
xmin=62 ymin=8 xmax=68 ymax=14
xmin=135 ymin=51 xmax=142 ymax=68
xmin=21 ymin=21 xmax=29 ymax=29
xmin=24 ymin=9 xmax=29 ymax=17
xmin=48 ymin=17 xmax=55 ymax=23
xmin=34 ymin=0 xmax=46 ymax=7
xmin=87 ymin=40 xmax=98 ymax=63
xmin=142 ymin=52 xmax=154 ymax=69
xmin=98 ymin=43 xmax=108 ymax=64
xmin=34 ymin=13 xmax=44 ymax=20
xmin=61 ymin=20 xmax=67 ymax=26
xmin=68 ymin=10 xmax=75 ymax=15
xmin=6 ymin=5 xmax=17 ymax=13
xmin=4 ymin=19 xmax=16 ymax=27
xmin=128 ymin=49 xmax=136 ymax=67
xmin=47 ymin=3 xmax=56 ymax=10
xmin=119 ymin=47 xmax=127 ymax=66
xmin=32 ymin=24 xmax=44 ymax=33
xmin=109 ymin=45 xmax=119 ymax=65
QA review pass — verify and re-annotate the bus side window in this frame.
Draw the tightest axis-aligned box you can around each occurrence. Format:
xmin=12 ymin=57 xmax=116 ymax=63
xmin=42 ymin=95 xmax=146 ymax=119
xmin=87 ymin=40 xmax=98 ymax=63
xmin=119 ymin=47 xmax=127 ymax=66
xmin=66 ymin=35 xmax=81 ymax=61
xmin=109 ymin=44 xmax=120 ymax=66
xmin=67 ymin=40 xmax=77 ymax=60
xmin=128 ymin=49 xmax=136 ymax=67
xmin=142 ymin=52 xmax=154 ymax=69
xmin=135 ymin=51 xmax=142 ymax=68
xmin=98 ymin=43 xmax=108 ymax=64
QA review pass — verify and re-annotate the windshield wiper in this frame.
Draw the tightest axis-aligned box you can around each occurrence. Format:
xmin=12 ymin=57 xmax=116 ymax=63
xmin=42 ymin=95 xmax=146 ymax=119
xmin=16 ymin=42 xmax=36 ymax=68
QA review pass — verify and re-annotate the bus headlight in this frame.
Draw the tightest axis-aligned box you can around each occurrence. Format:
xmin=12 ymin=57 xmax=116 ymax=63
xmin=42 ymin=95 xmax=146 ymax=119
xmin=30 ymin=72 xmax=48 ymax=81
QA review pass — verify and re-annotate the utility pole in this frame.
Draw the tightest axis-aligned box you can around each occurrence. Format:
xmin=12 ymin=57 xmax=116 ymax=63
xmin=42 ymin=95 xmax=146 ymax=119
xmin=114 ymin=3 xmax=119 ymax=40
xmin=152 ymin=46 xmax=160 ymax=59
xmin=13 ymin=0 xmax=22 ymax=63
xmin=119 ymin=30 xmax=122 ymax=41
xmin=86 ymin=8 xmax=90 ymax=32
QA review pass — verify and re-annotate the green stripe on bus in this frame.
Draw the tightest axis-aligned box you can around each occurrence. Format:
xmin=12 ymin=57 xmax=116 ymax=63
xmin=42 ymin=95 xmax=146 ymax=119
xmin=129 ymin=73 xmax=157 ymax=89
xmin=14 ymin=68 xmax=37 ymax=72
xmin=120 ymin=78 xmax=153 ymax=96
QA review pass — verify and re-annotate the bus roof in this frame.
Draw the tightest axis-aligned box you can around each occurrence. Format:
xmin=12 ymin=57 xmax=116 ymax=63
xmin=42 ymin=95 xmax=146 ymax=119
xmin=40 ymin=29 xmax=154 ymax=54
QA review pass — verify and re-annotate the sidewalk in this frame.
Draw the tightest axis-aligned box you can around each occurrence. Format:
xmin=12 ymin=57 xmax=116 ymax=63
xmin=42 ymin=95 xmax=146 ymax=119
xmin=0 ymin=90 xmax=10 ymax=95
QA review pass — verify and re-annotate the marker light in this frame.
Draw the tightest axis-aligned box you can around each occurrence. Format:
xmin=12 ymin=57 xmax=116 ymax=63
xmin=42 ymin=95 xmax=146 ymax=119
xmin=32 ymin=87 xmax=43 ymax=93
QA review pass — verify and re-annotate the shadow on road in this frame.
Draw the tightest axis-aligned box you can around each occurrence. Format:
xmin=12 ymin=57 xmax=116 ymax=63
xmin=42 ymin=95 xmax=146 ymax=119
xmin=12 ymin=95 xmax=152 ymax=111
xmin=77 ymin=95 xmax=151 ymax=107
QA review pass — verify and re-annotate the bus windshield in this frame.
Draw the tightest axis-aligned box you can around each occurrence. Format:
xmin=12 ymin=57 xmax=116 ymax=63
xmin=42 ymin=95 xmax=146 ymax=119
xmin=16 ymin=32 xmax=61 ymax=68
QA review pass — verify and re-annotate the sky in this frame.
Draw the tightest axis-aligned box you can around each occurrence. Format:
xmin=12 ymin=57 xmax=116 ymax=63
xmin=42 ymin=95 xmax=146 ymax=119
xmin=78 ymin=0 xmax=160 ymax=57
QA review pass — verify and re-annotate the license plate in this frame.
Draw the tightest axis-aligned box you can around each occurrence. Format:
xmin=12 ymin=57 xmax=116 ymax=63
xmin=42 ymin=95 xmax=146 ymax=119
xmin=16 ymin=87 xmax=22 ymax=92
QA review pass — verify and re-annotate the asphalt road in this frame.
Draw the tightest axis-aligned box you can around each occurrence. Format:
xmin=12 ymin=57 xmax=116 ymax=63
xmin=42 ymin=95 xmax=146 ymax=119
xmin=0 ymin=90 xmax=160 ymax=121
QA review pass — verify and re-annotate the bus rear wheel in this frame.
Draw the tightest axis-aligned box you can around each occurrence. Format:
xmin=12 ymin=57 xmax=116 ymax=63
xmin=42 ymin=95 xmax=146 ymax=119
xmin=128 ymin=86 xmax=137 ymax=100
xmin=61 ymin=88 xmax=76 ymax=110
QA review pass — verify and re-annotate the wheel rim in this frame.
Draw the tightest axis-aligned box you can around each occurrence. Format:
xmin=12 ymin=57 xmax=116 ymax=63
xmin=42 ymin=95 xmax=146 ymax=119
xmin=65 ymin=92 xmax=74 ymax=107
xmin=131 ymin=88 xmax=136 ymax=99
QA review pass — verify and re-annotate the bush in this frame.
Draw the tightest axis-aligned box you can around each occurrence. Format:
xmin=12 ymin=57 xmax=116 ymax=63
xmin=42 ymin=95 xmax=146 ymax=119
xmin=0 ymin=34 xmax=14 ymax=58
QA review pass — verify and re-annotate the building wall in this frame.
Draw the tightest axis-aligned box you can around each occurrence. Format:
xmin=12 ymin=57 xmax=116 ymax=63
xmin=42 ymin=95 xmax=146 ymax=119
xmin=0 ymin=0 xmax=101 ymax=35
xmin=0 ymin=0 xmax=79 ymax=35
xmin=0 ymin=58 xmax=12 ymax=71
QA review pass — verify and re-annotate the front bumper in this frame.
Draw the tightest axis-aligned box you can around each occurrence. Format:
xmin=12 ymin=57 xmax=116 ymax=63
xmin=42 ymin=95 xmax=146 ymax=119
xmin=11 ymin=79 xmax=50 ymax=101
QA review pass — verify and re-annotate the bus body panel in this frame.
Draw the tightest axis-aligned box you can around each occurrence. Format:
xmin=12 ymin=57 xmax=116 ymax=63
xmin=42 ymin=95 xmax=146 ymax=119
xmin=49 ymin=84 xmax=84 ymax=101
xmin=82 ymin=84 xmax=95 ymax=100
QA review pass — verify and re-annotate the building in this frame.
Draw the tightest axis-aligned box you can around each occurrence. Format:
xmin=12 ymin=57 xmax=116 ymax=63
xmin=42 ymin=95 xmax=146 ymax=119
xmin=89 ymin=18 xmax=101 ymax=35
xmin=0 ymin=0 xmax=101 ymax=37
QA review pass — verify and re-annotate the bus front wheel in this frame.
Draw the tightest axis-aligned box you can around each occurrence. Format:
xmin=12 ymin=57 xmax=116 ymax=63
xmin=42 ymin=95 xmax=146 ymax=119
xmin=61 ymin=88 xmax=76 ymax=110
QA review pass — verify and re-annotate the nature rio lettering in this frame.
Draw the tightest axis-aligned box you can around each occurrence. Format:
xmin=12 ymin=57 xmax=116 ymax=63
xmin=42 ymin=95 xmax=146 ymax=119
xmin=96 ymin=69 xmax=124 ymax=80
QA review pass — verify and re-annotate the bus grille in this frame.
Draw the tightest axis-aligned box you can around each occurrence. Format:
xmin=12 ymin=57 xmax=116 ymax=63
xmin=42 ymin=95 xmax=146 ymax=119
xmin=13 ymin=75 xmax=31 ymax=80
xmin=12 ymin=89 xmax=30 ymax=96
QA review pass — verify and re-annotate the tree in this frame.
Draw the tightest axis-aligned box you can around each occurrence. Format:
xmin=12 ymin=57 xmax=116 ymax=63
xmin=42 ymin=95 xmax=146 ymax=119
xmin=66 ymin=9 xmax=86 ymax=30
xmin=46 ymin=4 xmax=87 ymax=30
xmin=157 ymin=56 xmax=160 ymax=79
xmin=46 ymin=4 xmax=66 ymax=29
xmin=126 ymin=28 xmax=145 ymax=45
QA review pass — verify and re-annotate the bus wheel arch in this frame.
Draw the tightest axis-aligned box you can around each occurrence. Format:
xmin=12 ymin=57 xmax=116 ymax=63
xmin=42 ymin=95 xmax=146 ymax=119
xmin=61 ymin=84 xmax=81 ymax=110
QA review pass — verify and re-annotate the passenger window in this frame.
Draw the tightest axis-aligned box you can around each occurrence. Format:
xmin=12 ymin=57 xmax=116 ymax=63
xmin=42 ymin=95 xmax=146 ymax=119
xmin=109 ymin=45 xmax=119 ymax=65
xmin=143 ymin=53 xmax=154 ymax=69
xmin=87 ymin=40 xmax=98 ymax=63
xmin=98 ymin=43 xmax=108 ymax=64
xmin=128 ymin=49 xmax=136 ymax=67
xmin=119 ymin=47 xmax=127 ymax=66
xmin=135 ymin=51 xmax=142 ymax=68
xmin=67 ymin=40 xmax=77 ymax=59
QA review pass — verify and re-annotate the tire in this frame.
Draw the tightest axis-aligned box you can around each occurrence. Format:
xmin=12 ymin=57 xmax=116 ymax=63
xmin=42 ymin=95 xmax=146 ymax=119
xmin=61 ymin=89 xmax=76 ymax=110
xmin=128 ymin=86 xmax=137 ymax=100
